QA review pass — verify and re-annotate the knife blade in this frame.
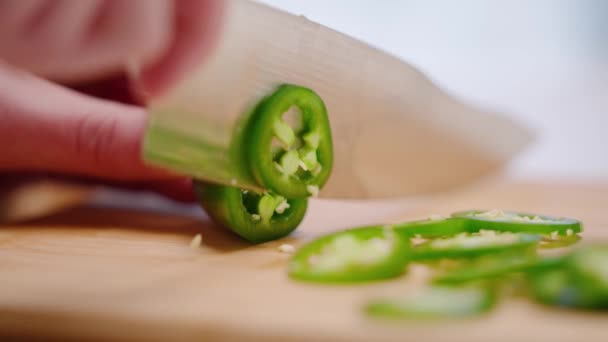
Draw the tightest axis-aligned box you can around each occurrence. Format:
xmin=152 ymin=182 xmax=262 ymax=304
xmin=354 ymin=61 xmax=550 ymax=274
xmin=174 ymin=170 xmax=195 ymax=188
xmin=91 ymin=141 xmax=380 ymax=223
xmin=142 ymin=0 xmax=532 ymax=199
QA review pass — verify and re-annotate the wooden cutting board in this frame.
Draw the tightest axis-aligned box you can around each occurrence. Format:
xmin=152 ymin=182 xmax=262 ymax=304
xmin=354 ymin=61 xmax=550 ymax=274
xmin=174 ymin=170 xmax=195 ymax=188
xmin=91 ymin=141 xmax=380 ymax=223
xmin=0 ymin=180 xmax=607 ymax=341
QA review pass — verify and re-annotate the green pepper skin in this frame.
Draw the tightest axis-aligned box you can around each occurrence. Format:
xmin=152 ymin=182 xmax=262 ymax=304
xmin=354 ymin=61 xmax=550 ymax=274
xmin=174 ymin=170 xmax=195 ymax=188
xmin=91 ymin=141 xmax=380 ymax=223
xmin=194 ymin=182 xmax=307 ymax=244
xmin=246 ymin=84 xmax=333 ymax=198
xmin=365 ymin=286 xmax=496 ymax=319
xmin=393 ymin=217 xmax=469 ymax=238
xmin=289 ymin=226 xmax=410 ymax=284
xmin=452 ymin=210 xmax=582 ymax=235
xmin=411 ymin=232 xmax=541 ymax=261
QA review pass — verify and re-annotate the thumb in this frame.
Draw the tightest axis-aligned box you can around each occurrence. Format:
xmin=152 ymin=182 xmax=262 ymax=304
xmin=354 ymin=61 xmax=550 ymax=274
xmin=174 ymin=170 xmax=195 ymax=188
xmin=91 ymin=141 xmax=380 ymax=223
xmin=0 ymin=62 xmax=174 ymax=181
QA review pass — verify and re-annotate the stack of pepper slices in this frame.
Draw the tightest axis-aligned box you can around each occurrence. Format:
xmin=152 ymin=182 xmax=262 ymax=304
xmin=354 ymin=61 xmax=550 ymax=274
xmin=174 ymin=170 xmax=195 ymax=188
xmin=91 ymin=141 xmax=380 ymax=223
xmin=290 ymin=209 xmax=608 ymax=318
xmin=194 ymin=84 xmax=332 ymax=243
xmin=193 ymin=85 xmax=607 ymax=317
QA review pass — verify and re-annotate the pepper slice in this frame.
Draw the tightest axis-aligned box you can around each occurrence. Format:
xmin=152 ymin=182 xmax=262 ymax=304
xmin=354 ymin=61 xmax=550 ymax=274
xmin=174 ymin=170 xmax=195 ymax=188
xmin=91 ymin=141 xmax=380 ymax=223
xmin=245 ymin=84 xmax=333 ymax=198
xmin=452 ymin=209 xmax=582 ymax=236
xmin=566 ymin=246 xmax=608 ymax=306
xmin=529 ymin=269 xmax=580 ymax=308
xmin=288 ymin=226 xmax=410 ymax=283
xmin=393 ymin=216 xmax=468 ymax=238
xmin=433 ymin=254 xmax=563 ymax=285
xmin=411 ymin=230 xmax=541 ymax=261
xmin=194 ymin=182 xmax=307 ymax=243
xmin=365 ymin=286 xmax=496 ymax=319
xmin=530 ymin=246 xmax=608 ymax=310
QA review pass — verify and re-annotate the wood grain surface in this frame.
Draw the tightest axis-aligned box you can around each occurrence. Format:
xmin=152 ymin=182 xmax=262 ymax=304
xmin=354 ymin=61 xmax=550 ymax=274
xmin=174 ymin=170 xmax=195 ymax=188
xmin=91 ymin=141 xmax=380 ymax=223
xmin=0 ymin=181 xmax=607 ymax=341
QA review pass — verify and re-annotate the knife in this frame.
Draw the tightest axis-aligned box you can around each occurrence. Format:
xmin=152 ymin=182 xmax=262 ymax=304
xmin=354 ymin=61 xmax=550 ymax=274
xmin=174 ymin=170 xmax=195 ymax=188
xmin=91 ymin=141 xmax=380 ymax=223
xmin=142 ymin=0 xmax=532 ymax=199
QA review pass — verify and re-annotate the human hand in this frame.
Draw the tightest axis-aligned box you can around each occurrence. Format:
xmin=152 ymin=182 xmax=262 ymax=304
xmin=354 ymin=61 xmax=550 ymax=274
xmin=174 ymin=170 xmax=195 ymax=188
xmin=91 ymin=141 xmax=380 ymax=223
xmin=0 ymin=0 xmax=224 ymax=201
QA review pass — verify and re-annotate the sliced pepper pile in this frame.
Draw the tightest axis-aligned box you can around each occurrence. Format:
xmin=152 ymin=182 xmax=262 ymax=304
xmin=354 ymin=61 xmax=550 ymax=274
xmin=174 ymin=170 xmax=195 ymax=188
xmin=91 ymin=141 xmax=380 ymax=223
xmin=286 ymin=209 xmax=607 ymax=318
xmin=194 ymin=84 xmax=333 ymax=243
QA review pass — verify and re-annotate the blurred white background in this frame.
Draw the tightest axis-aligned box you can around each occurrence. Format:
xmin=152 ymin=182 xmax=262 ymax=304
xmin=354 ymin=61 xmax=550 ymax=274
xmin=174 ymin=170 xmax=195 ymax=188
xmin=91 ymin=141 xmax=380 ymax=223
xmin=260 ymin=0 xmax=608 ymax=181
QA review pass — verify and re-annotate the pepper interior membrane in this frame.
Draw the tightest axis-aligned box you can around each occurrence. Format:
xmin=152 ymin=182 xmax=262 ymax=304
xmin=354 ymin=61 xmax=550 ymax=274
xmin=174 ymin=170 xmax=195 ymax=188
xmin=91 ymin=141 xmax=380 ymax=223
xmin=241 ymin=190 xmax=289 ymax=223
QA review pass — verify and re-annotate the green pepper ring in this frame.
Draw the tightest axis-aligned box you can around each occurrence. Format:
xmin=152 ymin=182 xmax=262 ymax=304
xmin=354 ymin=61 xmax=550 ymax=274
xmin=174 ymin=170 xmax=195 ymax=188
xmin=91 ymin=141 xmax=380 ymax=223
xmin=365 ymin=286 xmax=497 ymax=319
xmin=288 ymin=226 xmax=410 ymax=284
xmin=246 ymin=84 xmax=333 ymax=199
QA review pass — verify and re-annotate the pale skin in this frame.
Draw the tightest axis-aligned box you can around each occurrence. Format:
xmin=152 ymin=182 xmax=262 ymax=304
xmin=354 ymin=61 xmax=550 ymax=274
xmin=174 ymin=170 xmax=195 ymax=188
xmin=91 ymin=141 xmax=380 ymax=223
xmin=0 ymin=0 xmax=224 ymax=201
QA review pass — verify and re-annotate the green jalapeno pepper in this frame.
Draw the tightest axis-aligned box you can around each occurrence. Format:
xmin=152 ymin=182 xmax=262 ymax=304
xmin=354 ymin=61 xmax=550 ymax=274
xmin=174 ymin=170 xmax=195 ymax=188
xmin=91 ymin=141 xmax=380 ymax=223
xmin=288 ymin=226 xmax=410 ymax=283
xmin=365 ymin=286 xmax=496 ymax=319
xmin=452 ymin=210 xmax=582 ymax=236
xmin=411 ymin=230 xmax=541 ymax=261
xmin=245 ymin=84 xmax=333 ymax=198
xmin=194 ymin=182 xmax=307 ymax=243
